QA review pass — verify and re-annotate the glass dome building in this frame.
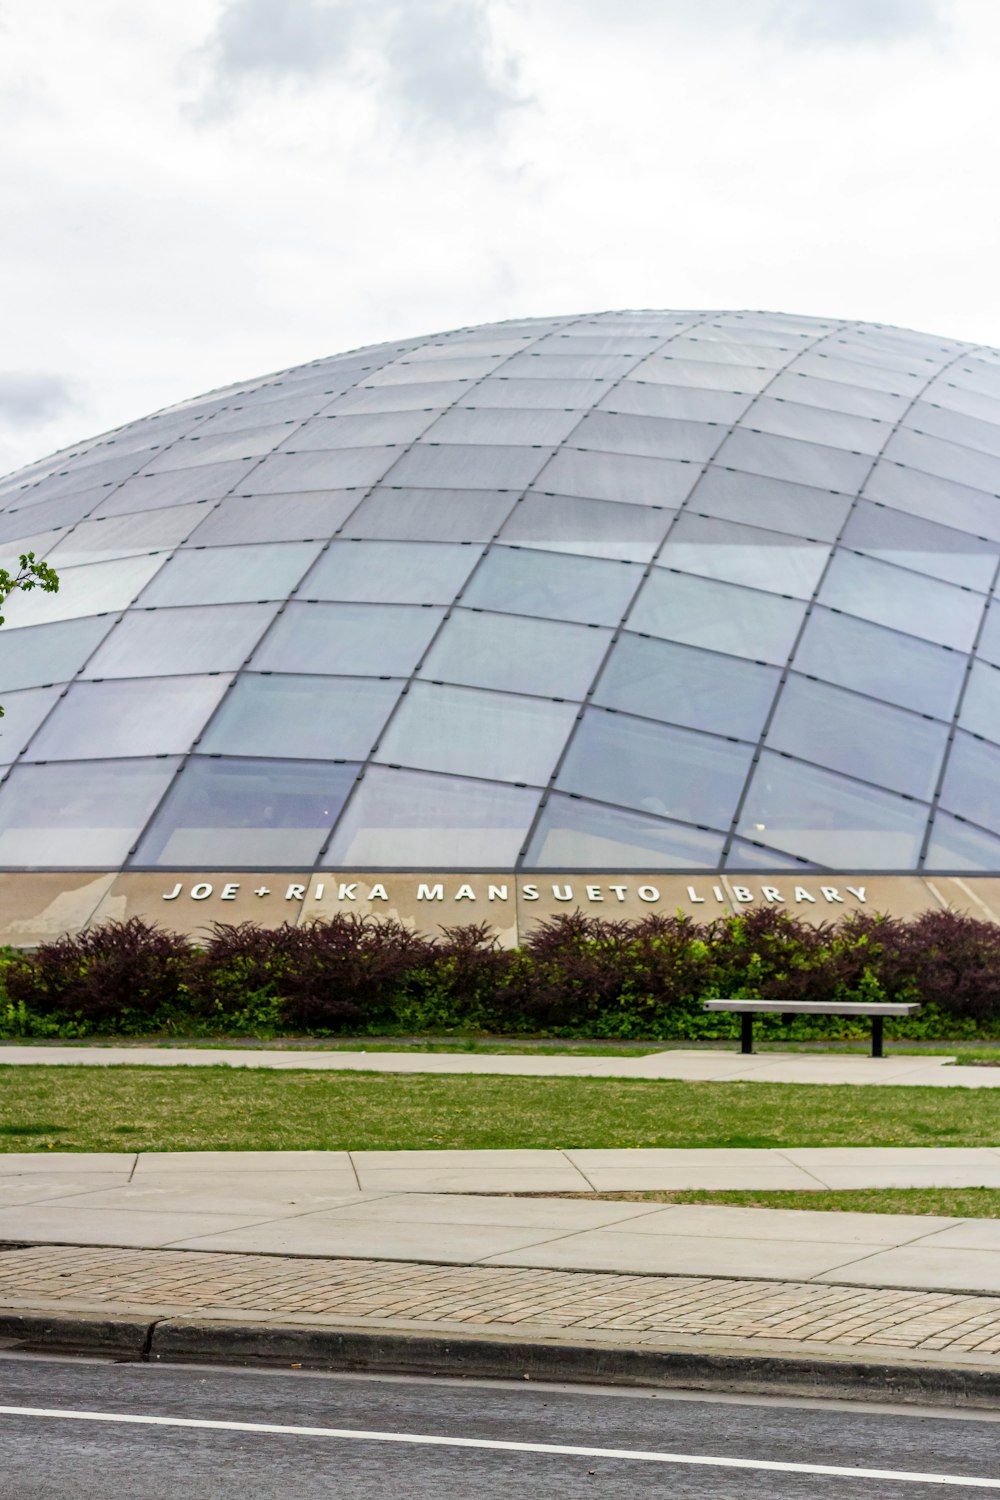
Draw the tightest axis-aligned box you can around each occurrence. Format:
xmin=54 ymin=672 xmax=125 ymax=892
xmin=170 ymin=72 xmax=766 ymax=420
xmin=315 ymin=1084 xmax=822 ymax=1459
xmin=2 ymin=307 xmax=1000 ymax=882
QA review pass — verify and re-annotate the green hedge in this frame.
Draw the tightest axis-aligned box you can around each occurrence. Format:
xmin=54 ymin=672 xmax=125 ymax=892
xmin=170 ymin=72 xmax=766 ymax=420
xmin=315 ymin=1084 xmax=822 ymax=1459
xmin=3 ymin=906 xmax=1000 ymax=1041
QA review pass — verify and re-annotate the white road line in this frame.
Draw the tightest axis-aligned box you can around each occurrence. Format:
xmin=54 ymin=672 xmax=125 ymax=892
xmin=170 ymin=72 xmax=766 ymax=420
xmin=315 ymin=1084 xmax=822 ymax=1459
xmin=0 ymin=1405 xmax=997 ymax=1487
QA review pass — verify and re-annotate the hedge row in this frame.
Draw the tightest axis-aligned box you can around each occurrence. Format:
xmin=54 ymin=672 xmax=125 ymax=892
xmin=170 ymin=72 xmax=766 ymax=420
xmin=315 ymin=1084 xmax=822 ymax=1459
xmin=2 ymin=907 xmax=1000 ymax=1041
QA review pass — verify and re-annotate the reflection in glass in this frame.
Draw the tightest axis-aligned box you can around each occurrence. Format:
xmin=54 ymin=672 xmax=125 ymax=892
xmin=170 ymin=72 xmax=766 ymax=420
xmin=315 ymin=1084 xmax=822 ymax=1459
xmin=375 ymin=682 xmax=577 ymax=784
xmin=737 ymin=751 xmax=929 ymax=868
xmin=0 ymin=758 xmax=179 ymax=866
xmin=323 ymin=766 xmax=540 ymax=866
xmin=131 ymin=757 xmax=359 ymax=866
xmin=523 ymin=795 xmax=724 ymax=869
xmin=199 ymin=674 xmax=400 ymax=761
xmin=555 ymin=708 xmax=752 ymax=827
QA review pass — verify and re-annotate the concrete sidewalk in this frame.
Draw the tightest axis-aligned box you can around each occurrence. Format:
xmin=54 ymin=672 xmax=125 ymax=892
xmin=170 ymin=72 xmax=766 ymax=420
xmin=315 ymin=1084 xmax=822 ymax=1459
xmin=4 ymin=1150 xmax=1000 ymax=1293
xmin=3 ymin=1043 xmax=999 ymax=1087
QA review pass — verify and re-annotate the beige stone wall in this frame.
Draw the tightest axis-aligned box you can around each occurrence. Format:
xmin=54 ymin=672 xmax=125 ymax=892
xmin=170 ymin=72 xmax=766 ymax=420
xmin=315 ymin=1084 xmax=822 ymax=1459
xmin=0 ymin=870 xmax=972 ymax=947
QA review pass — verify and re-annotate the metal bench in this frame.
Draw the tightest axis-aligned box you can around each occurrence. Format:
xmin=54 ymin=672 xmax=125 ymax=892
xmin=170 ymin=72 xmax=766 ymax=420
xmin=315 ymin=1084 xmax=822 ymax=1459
xmin=702 ymin=1000 xmax=921 ymax=1058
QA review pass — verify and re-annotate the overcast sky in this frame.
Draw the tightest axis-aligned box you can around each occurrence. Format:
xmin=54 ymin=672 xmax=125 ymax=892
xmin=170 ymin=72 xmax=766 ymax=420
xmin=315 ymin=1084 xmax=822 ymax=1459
xmin=3 ymin=0 xmax=1000 ymax=477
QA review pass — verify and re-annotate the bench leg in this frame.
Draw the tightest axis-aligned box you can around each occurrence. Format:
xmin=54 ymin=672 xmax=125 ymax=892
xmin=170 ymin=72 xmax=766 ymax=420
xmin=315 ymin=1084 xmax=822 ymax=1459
xmin=871 ymin=1015 xmax=884 ymax=1059
xmin=741 ymin=1013 xmax=754 ymax=1055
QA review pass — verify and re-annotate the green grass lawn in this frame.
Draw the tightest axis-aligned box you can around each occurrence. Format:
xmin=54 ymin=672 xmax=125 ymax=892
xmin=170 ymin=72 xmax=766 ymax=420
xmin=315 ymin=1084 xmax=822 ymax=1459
xmin=1 ymin=1065 xmax=997 ymax=1153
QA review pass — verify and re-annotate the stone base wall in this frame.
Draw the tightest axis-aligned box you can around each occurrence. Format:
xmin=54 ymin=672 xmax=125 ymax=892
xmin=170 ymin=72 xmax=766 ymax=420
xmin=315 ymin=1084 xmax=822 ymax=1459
xmin=2 ymin=871 xmax=999 ymax=948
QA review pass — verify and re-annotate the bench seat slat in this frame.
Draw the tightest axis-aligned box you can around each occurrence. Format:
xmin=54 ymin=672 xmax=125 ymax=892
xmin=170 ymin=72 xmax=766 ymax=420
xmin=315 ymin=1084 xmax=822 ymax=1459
xmin=703 ymin=1001 xmax=919 ymax=1016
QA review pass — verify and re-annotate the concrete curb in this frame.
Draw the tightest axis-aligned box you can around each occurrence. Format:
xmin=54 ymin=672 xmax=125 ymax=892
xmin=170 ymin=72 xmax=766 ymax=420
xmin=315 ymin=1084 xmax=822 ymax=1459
xmin=3 ymin=1310 xmax=1000 ymax=1411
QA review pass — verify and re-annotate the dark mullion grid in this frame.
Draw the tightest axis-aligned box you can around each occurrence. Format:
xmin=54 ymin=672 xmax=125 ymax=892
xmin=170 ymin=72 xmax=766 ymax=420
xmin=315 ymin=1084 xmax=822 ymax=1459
xmin=312 ymin=310 xmax=607 ymax=871
xmin=477 ymin=310 xmax=735 ymax=868
xmin=918 ymin=545 xmax=1000 ymax=868
xmin=719 ymin=337 xmax=984 ymax=870
xmin=120 ymin=326 xmax=563 ymax=873
xmin=514 ymin=314 xmax=856 ymax=872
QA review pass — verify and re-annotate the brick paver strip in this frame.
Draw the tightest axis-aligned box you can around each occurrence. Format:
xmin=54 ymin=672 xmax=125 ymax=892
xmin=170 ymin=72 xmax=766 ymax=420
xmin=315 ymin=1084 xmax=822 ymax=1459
xmin=4 ymin=1244 xmax=1000 ymax=1354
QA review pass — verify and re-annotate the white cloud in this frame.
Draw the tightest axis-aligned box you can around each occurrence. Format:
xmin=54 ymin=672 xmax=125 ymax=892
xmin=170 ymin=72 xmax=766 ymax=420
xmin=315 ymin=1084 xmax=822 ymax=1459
xmin=0 ymin=373 xmax=79 ymax=429
xmin=196 ymin=0 xmax=527 ymax=135
xmin=0 ymin=0 xmax=998 ymax=478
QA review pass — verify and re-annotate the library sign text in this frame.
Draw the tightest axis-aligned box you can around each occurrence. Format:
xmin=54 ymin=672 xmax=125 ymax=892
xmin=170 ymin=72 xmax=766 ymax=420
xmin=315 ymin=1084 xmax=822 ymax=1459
xmin=161 ymin=879 xmax=869 ymax=908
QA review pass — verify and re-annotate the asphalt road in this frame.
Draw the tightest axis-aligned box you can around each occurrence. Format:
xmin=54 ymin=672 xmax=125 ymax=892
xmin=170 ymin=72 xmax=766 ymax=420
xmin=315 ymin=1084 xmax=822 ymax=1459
xmin=0 ymin=1354 xmax=998 ymax=1497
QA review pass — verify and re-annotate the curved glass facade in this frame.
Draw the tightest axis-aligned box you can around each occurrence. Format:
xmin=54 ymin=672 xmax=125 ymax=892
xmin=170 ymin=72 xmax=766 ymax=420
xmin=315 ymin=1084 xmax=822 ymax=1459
xmin=2 ymin=308 xmax=1000 ymax=874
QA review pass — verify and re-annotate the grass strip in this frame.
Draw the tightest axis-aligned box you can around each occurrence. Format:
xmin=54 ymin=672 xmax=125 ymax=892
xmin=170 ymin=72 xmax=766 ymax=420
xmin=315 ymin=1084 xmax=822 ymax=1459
xmin=1 ymin=1065 xmax=998 ymax=1153
xmin=512 ymin=1188 xmax=1000 ymax=1218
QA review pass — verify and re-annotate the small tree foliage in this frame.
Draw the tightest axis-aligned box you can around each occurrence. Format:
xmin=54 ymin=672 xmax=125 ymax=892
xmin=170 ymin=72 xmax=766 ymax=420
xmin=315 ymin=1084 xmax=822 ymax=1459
xmin=0 ymin=551 xmax=59 ymax=718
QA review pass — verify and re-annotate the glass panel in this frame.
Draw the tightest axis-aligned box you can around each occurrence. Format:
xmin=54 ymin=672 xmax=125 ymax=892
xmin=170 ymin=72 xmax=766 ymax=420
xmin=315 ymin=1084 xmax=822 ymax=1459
xmin=628 ymin=570 xmax=806 ymax=665
xmin=462 ymin=546 xmax=641 ymax=626
xmin=464 ymin=378 xmax=608 ymax=410
xmin=131 ymin=757 xmax=358 ymax=867
xmin=818 ymin=550 xmax=984 ymax=652
xmin=570 ymin=411 xmax=722 ymax=462
xmin=938 ymin=732 xmax=1000 ymax=833
xmin=789 ymin=351 xmax=924 ymax=394
xmin=47 ymin=505 xmax=205 ymax=565
xmin=766 ymin=676 xmax=948 ymax=801
xmin=375 ymin=682 xmax=576 ymax=784
xmin=924 ymin=811 xmax=1000 ymax=872
xmin=499 ymin=493 xmax=674 ymax=562
xmin=2 ymin=553 xmax=167 ymax=630
xmin=885 ymin=428 xmax=1000 ymax=494
xmin=326 ymin=379 xmax=472 ymax=414
xmin=25 ymin=676 xmax=231 ymax=761
xmin=792 ymin=605 xmax=965 ymax=719
xmin=842 ymin=501 xmax=999 ymax=591
xmin=864 ymin=461 xmax=1000 ymax=542
xmin=136 ymin=542 xmax=321 ymax=607
xmin=250 ymin=601 xmax=444 ymax=676
xmin=0 ymin=491 xmax=107 ymax=540
xmin=522 ymin=796 xmax=725 ymax=870
xmin=301 ymin=541 xmax=477 ymax=603
xmin=383 ymin=443 xmax=552 ymax=490
xmin=494 ymin=353 xmax=642 ymax=380
xmin=243 ymin=448 xmax=398 ymax=493
xmin=185 ymin=492 xmax=360 ymax=546
xmin=0 ymin=616 xmax=116 ymax=692
xmin=737 ymin=750 xmax=929 ymax=868
xmin=419 ymin=610 xmax=611 ymax=699
xmin=366 ymin=355 xmax=503 ymax=384
xmin=285 ymin=410 xmax=438 ymax=449
xmin=688 ymin=468 xmax=851 ymax=542
xmin=664 ymin=337 xmax=793 ymax=368
xmin=90 ymin=461 xmax=255 ymax=517
xmin=555 ymin=708 xmax=752 ymax=826
xmin=958 ymin=658 xmax=1000 ymax=743
xmin=424 ymin=407 xmax=583 ymax=445
xmin=0 ymin=758 xmax=179 ymax=867
xmin=903 ymin=400 xmax=1000 ymax=459
xmin=657 ymin=513 xmax=830 ymax=598
xmin=766 ymin=369 xmax=908 ymax=420
xmin=533 ymin=448 xmax=700 ymax=507
xmin=199 ymin=674 xmax=401 ymax=760
xmin=341 ymin=487 xmax=515 ymax=541
xmin=607 ymin=380 xmax=752 ymax=423
xmin=716 ymin=428 xmax=872 ymax=493
xmin=593 ymin=633 xmax=779 ymax=740
xmin=323 ymin=765 xmax=540 ymax=866
xmin=83 ymin=603 xmax=278 ymax=678
xmin=749 ymin=397 xmax=891 ymax=455
xmin=627 ymin=357 xmax=774 ymax=394
xmin=140 ymin=426 xmax=292 ymax=470
xmin=0 ymin=686 xmax=62 ymax=764
xmin=726 ymin=838 xmax=819 ymax=872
